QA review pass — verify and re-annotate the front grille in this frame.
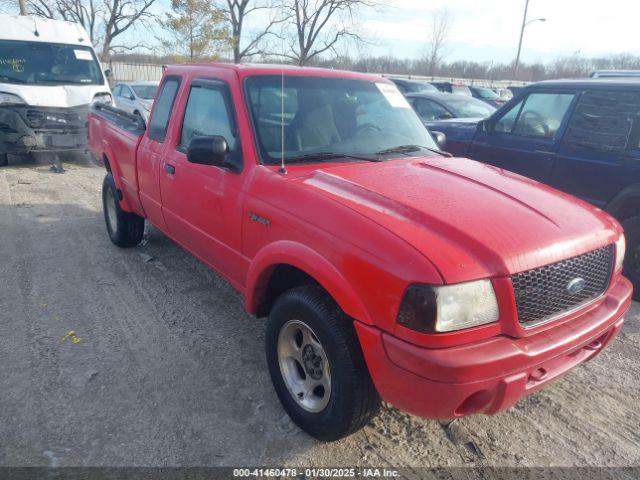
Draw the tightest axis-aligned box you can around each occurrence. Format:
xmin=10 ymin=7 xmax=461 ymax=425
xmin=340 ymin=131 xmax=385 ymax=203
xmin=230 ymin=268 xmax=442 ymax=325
xmin=24 ymin=106 xmax=88 ymax=133
xmin=512 ymin=245 xmax=614 ymax=327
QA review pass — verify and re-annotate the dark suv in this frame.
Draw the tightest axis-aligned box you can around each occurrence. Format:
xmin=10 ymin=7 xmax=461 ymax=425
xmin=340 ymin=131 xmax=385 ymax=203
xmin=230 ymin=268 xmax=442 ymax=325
xmin=424 ymin=79 xmax=640 ymax=296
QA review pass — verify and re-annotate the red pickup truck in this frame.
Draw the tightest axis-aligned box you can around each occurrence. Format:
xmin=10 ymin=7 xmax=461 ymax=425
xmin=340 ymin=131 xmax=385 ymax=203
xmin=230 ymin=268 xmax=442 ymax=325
xmin=88 ymin=63 xmax=632 ymax=441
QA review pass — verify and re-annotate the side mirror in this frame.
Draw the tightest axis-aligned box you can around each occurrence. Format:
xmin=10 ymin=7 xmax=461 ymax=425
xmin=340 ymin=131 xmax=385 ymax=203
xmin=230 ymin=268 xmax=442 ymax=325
xmin=431 ymin=131 xmax=447 ymax=150
xmin=104 ymin=69 xmax=112 ymax=77
xmin=129 ymin=95 xmax=135 ymax=100
xmin=478 ymin=119 xmax=491 ymax=133
xmin=187 ymin=135 xmax=230 ymax=168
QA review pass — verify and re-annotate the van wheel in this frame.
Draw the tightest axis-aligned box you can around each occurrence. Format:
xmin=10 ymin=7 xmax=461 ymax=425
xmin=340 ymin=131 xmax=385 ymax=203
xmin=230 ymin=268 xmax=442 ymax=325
xmin=265 ymin=286 xmax=381 ymax=441
xmin=102 ymin=173 xmax=144 ymax=248
xmin=0 ymin=154 xmax=8 ymax=167
xmin=622 ymin=216 xmax=640 ymax=300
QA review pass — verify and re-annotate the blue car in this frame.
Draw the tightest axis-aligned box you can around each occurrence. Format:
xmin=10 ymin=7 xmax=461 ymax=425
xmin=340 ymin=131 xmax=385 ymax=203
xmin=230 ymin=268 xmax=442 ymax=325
xmin=426 ymin=79 xmax=640 ymax=296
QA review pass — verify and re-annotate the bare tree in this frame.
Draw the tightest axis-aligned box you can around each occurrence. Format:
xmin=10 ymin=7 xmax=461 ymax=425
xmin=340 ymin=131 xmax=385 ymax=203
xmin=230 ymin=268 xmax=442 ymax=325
xmin=423 ymin=8 xmax=452 ymax=76
xmin=101 ymin=0 xmax=159 ymax=60
xmin=218 ymin=0 xmax=284 ymax=63
xmin=280 ymin=0 xmax=376 ymax=66
xmin=10 ymin=0 xmax=159 ymax=60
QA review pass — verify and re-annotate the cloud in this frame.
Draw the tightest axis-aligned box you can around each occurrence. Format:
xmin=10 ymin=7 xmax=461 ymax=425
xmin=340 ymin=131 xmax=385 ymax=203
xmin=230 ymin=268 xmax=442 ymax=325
xmin=363 ymin=0 xmax=640 ymax=62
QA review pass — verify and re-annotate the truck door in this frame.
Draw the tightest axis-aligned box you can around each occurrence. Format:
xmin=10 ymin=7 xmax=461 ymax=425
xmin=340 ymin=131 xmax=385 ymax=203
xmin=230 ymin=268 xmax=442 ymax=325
xmin=468 ymin=91 xmax=576 ymax=183
xmin=136 ymin=75 xmax=182 ymax=233
xmin=552 ymin=88 xmax=640 ymax=208
xmin=158 ymin=77 xmax=246 ymax=286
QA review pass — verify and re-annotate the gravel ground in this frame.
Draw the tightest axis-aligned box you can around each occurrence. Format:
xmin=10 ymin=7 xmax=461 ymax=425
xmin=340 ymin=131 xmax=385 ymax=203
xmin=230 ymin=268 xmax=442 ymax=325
xmin=0 ymin=155 xmax=639 ymax=470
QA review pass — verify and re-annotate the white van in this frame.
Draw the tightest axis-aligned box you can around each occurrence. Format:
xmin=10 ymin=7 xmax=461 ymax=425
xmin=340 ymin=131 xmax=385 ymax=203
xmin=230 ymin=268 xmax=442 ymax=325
xmin=0 ymin=15 xmax=112 ymax=166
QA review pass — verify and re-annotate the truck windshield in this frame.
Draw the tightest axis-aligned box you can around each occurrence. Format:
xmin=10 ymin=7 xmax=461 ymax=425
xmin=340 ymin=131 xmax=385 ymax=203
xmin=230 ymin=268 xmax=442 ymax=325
xmin=246 ymin=75 xmax=438 ymax=165
xmin=0 ymin=40 xmax=103 ymax=86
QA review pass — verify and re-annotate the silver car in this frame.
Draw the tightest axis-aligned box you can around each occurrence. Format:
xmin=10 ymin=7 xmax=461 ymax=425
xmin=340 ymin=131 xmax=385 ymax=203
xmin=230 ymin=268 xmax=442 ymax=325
xmin=112 ymin=81 xmax=159 ymax=123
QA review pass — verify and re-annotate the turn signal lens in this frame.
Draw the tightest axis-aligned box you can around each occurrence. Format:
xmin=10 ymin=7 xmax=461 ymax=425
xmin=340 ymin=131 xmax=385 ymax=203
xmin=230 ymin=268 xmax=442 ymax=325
xmin=615 ymin=235 xmax=626 ymax=273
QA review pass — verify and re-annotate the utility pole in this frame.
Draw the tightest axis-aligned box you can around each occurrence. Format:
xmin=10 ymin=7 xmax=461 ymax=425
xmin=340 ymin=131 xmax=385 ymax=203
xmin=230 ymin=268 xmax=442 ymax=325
xmin=513 ymin=0 xmax=530 ymax=80
xmin=18 ymin=0 xmax=28 ymax=15
xmin=513 ymin=0 xmax=545 ymax=80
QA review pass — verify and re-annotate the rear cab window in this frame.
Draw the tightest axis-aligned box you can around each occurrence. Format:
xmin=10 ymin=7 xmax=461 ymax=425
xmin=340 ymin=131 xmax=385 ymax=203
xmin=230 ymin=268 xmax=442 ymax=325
xmin=148 ymin=76 xmax=181 ymax=142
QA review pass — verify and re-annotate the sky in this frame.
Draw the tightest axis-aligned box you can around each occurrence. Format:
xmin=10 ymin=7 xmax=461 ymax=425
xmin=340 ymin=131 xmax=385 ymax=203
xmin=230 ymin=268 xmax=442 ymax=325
xmin=4 ymin=0 xmax=637 ymax=64
xmin=357 ymin=0 xmax=640 ymax=63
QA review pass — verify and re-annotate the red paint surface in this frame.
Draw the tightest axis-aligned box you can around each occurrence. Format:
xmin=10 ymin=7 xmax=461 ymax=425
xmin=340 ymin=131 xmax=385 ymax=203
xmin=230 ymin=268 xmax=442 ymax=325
xmin=88 ymin=63 xmax=632 ymax=419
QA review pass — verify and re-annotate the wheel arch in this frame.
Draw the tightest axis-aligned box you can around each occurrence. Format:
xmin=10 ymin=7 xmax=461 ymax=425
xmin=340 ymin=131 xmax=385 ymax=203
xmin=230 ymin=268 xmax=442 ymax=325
xmin=101 ymin=141 xmax=134 ymax=212
xmin=245 ymin=241 xmax=372 ymax=324
xmin=606 ymin=183 xmax=640 ymax=221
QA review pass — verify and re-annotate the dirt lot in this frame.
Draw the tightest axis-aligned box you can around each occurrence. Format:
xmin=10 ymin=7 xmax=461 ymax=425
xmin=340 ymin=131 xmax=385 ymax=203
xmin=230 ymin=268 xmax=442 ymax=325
xmin=1 ymin=155 xmax=639 ymax=469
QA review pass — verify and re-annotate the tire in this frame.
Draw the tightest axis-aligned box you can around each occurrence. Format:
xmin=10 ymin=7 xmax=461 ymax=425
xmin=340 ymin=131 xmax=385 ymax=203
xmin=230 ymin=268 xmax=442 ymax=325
xmin=0 ymin=154 xmax=8 ymax=167
xmin=102 ymin=173 xmax=145 ymax=248
xmin=621 ymin=216 xmax=640 ymax=300
xmin=266 ymin=286 xmax=381 ymax=441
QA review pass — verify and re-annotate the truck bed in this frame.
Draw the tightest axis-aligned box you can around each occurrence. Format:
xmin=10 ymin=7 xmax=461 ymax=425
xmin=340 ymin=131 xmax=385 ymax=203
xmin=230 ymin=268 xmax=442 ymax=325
xmin=88 ymin=103 xmax=147 ymax=216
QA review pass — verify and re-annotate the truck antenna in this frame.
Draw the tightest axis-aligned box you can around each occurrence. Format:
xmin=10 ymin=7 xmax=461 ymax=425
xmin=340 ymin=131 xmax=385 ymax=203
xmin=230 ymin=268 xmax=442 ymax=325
xmin=278 ymin=70 xmax=287 ymax=175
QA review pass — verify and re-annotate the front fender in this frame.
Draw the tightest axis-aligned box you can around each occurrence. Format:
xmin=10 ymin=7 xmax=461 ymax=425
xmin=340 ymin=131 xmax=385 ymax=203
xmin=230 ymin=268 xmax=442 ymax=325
xmin=245 ymin=241 xmax=372 ymax=324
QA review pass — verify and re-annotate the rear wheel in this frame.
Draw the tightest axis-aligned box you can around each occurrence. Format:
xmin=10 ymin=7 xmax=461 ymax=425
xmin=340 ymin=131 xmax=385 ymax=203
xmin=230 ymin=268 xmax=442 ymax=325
xmin=102 ymin=173 xmax=145 ymax=248
xmin=622 ymin=216 xmax=640 ymax=300
xmin=266 ymin=286 xmax=381 ymax=441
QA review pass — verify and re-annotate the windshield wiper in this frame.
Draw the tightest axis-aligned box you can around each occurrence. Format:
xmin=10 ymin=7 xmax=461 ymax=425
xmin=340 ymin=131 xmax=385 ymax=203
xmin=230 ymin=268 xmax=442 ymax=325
xmin=285 ymin=152 xmax=380 ymax=164
xmin=0 ymin=75 xmax=26 ymax=84
xmin=376 ymin=144 xmax=450 ymax=157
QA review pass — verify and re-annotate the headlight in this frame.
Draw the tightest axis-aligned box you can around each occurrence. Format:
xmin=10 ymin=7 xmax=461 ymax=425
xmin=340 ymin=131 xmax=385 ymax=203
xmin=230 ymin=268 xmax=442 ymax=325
xmin=615 ymin=235 xmax=626 ymax=273
xmin=397 ymin=280 xmax=499 ymax=333
xmin=92 ymin=93 xmax=113 ymax=105
xmin=0 ymin=92 xmax=25 ymax=105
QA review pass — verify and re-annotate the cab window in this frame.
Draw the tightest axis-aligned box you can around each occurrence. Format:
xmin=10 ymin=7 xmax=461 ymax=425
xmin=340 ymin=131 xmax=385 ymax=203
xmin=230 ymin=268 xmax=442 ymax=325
xmin=179 ymin=81 xmax=238 ymax=151
xmin=148 ymin=76 xmax=181 ymax=142
xmin=495 ymin=93 xmax=574 ymax=138
xmin=413 ymin=98 xmax=452 ymax=121
xmin=564 ymin=90 xmax=640 ymax=151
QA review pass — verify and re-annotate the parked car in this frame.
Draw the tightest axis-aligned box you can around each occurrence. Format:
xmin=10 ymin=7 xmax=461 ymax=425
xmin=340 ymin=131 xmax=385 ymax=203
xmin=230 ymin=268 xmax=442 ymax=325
xmin=424 ymin=78 xmax=640 ymax=296
xmin=389 ymin=78 xmax=438 ymax=94
xmin=406 ymin=92 xmax=496 ymax=122
xmin=431 ymin=81 xmax=473 ymax=96
xmin=113 ymin=81 xmax=159 ymax=123
xmin=0 ymin=14 xmax=111 ymax=167
xmin=493 ymin=88 xmax=514 ymax=101
xmin=88 ymin=64 xmax=631 ymax=441
xmin=469 ymin=86 xmax=507 ymax=107
xmin=508 ymin=85 xmax=524 ymax=96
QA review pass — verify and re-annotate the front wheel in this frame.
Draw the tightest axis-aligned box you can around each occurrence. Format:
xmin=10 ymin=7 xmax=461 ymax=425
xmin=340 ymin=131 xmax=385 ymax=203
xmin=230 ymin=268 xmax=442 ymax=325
xmin=266 ymin=286 xmax=381 ymax=441
xmin=622 ymin=216 xmax=640 ymax=300
xmin=102 ymin=174 xmax=145 ymax=248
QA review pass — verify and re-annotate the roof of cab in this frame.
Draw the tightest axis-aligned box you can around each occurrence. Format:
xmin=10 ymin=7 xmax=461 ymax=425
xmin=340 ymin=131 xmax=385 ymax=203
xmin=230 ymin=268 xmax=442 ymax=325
xmin=164 ymin=62 xmax=387 ymax=81
xmin=0 ymin=14 xmax=92 ymax=46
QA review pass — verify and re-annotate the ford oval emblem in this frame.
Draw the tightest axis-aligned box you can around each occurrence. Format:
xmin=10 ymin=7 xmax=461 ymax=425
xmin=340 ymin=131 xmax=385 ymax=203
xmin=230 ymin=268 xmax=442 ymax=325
xmin=566 ymin=277 xmax=586 ymax=295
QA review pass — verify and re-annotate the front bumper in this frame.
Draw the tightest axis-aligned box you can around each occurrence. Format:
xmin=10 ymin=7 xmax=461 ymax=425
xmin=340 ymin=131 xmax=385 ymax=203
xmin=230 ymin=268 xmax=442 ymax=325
xmin=355 ymin=276 xmax=632 ymax=419
xmin=0 ymin=104 xmax=89 ymax=154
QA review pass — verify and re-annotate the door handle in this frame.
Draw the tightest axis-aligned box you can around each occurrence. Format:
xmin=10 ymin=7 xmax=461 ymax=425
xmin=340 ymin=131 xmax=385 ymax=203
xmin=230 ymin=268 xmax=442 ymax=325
xmin=164 ymin=163 xmax=175 ymax=175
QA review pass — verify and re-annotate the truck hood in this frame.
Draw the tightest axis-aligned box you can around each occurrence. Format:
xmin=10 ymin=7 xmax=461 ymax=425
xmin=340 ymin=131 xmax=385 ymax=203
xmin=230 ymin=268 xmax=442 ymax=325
xmin=302 ymin=157 xmax=619 ymax=283
xmin=0 ymin=83 xmax=110 ymax=108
